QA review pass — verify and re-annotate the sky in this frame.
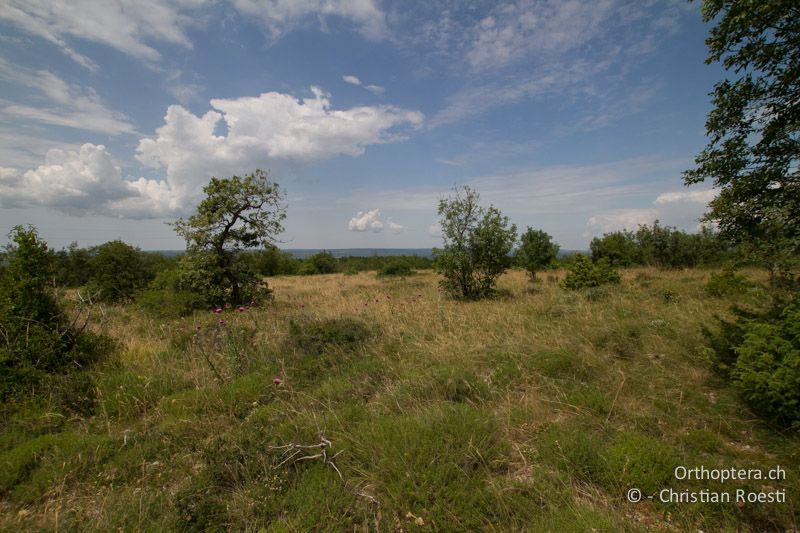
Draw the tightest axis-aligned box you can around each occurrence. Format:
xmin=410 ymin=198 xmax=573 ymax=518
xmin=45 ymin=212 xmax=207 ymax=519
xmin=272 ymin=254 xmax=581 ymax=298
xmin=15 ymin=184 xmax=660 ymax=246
xmin=0 ymin=0 xmax=724 ymax=251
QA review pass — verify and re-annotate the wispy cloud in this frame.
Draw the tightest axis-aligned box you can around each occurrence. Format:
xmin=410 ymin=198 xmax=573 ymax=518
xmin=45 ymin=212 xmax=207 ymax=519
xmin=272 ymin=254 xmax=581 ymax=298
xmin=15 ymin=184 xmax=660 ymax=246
xmin=343 ymin=74 xmax=385 ymax=94
xmin=0 ymin=60 xmax=136 ymax=135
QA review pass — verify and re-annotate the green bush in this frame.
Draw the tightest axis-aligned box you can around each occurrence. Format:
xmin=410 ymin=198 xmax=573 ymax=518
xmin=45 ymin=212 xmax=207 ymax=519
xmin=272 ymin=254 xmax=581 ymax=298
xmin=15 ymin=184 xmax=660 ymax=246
xmin=0 ymin=226 xmax=112 ymax=399
xmin=88 ymin=240 xmax=153 ymax=303
xmin=176 ymin=250 xmax=272 ymax=308
xmin=138 ymin=268 xmax=207 ymax=318
xmin=286 ymin=317 xmax=372 ymax=355
xmin=376 ymin=259 xmax=414 ymax=277
xmin=590 ymin=230 xmax=639 ymax=267
xmin=561 ymin=255 xmax=621 ymax=290
xmin=704 ymin=268 xmax=753 ymax=297
xmin=732 ymin=300 xmax=800 ymax=429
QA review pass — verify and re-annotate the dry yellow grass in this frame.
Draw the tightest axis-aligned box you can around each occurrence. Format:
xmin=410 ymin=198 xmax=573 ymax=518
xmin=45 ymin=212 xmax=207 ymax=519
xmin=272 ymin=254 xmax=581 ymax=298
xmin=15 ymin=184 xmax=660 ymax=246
xmin=2 ymin=267 xmax=797 ymax=531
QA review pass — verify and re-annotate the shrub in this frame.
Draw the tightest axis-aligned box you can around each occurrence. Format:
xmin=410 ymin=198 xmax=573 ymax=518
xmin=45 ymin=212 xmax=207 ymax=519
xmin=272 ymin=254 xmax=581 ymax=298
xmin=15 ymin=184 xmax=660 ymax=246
xmin=434 ymin=186 xmax=517 ymax=299
xmin=286 ymin=317 xmax=372 ymax=355
xmin=731 ymin=300 xmax=800 ymax=429
xmin=704 ymin=268 xmax=753 ymax=296
xmin=138 ymin=268 xmax=207 ymax=318
xmin=561 ymin=255 xmax=621 ymax=290
xmin=88 ymin=240 xmax=153 ymax=303
xmin=0 ymin=226 xmax=112 ymax=399
xmin=377 ymin=259 xmax=414 ymax=277
xmin=590 ymin=230 xmax=639 ymax=267
xmin=309 ymin=251 xmax=337 ymax=274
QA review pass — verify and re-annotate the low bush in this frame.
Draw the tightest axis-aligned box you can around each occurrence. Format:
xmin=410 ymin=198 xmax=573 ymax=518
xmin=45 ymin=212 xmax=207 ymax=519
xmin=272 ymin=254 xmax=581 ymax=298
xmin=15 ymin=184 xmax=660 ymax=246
xmin=286 ymin=317 xmax=373 ymax=356
xmin=731 ymin=300 xmax=800 ymax=430
xmin=704 ymin=268 xmax=753 ymax=297
xmin=0 ymin=227 xmax=113 ymax=399
xmin=561 ymin=255 xmax=621 ymax=290
xmin=138 ymin=268 xmax=207 ymax=318
xmin=376 ymin=260 xmax=414 ymax=277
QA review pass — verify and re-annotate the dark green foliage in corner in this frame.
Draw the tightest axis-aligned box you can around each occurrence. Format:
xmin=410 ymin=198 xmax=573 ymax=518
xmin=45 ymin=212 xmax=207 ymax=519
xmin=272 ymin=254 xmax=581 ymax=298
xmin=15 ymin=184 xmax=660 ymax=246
xmin=0 ymin=226 xmax=113 ymax=398
xmin=561 ymin=255 xmax=621 ymax=290
xmin=684 ymin=0 xmax=800 ymax=282
xmin=731 ymin=299 xmax=800 ymax=430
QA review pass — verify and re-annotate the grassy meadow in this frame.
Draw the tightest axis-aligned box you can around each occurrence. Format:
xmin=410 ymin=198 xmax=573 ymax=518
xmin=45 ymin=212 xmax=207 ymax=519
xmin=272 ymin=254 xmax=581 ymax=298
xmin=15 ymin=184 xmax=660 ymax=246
xmin=1 ymin=268 xmax=798 ymax=531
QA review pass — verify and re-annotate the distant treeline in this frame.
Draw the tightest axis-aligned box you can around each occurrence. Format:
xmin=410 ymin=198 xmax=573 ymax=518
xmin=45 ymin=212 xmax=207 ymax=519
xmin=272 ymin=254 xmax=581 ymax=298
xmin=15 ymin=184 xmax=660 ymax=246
xmin=0 ymin=222 xmax=730 ymax=296
xmin=0 ymin=243 xmax=436 ymax=291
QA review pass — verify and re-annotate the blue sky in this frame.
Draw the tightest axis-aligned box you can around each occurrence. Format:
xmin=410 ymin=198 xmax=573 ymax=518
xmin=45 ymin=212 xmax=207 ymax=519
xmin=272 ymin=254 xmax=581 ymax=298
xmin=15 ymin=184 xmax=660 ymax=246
xmin=0 ymin=0 xmax=722 ymax=250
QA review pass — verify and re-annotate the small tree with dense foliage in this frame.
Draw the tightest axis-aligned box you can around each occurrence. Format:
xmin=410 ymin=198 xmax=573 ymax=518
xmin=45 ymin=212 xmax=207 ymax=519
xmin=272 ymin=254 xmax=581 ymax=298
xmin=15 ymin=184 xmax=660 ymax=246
xmin=516 ymin=228 xmax=559 ymax=281
xmin=172 ymin=170 xmax=285 ymax=306
xmin=562 ymin=254 xmax=621 ymax=290
xmin=88 ymin=240 xmax=151 ymax=303
xmin=590 ymin=231 xmax=639 ymax=267
xmin=434 ymin=186 xmax=517 ymax=299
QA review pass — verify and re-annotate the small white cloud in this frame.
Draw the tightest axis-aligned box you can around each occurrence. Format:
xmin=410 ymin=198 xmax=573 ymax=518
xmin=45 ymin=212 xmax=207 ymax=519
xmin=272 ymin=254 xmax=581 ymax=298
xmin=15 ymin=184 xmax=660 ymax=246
xmin=348 ymin=209 xmax=384 ymax=232
xmin=388 ymin=221 xmax=404 ymax=234
xmin=428 ymin=222 xmax=442 ymax=238
xmin=342 ymin=73 xmax=384 ymax=94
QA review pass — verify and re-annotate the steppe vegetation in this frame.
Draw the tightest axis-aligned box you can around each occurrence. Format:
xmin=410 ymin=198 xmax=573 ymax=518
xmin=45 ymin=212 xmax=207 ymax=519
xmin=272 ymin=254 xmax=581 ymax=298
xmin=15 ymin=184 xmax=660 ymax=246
xmin=1 ymin=252 xmax=798 ymax=530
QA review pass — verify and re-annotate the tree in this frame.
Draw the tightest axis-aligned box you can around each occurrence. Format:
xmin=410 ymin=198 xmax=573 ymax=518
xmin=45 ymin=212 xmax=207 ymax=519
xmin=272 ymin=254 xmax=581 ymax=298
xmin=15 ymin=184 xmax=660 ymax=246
xmin=172 ymin=170 xmax=286 ymax=306
xmin=89 ymin=240 xmax=151 ymax=303
xmin=434 ymin=186 xmax=517 ymax=299
xmin=684 ymin=0 xmax=800 ymax=283
xmin=516 ymin=228 xmax=559 ymax=281
xmin=590 ymin=230 xmax=639 ymax=267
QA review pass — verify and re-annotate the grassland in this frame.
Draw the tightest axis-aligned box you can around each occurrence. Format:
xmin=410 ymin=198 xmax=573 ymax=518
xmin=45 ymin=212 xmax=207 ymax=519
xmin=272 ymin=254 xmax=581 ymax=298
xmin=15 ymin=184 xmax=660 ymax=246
xmin=1 ymin=268 xmax=798 ymax=531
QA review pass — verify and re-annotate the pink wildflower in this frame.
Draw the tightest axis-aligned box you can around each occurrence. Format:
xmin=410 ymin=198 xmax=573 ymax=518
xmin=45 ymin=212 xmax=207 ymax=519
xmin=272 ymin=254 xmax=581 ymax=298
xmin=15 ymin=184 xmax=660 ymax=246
xmin=237 ymin=306 xmax=246 ymax=312
xmin=214 ymin=308 xmax=222 ymax=314
xmin=273 ymin=377 xmax=282 ymax=386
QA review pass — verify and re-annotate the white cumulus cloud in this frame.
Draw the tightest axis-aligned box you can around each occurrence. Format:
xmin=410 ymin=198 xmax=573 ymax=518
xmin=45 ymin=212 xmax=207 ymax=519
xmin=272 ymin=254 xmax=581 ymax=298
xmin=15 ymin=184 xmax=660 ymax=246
xmin=348 ymin=209 xmax=384 ymax=232
xmin=2 ymin=87 xmax=422 ymax=219
xmin=388 ymin=221 xmax=404 ymax=234
xmin=0 ymin=144 xmax=141 ymax=215
xmin=135 ymin=86 xmax=422 ymax=214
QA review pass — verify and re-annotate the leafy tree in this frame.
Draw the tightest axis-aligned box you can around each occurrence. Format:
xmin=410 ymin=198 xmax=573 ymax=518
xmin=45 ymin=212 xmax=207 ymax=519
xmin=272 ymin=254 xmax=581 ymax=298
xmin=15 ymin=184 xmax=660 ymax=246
xmin=54 ymin=242 xmax=93 ymax=287
xmin=172 ymin=170 xmax=285 ymax=306
xmin=434 ymin=186 xmax=517 ymax=299
xmin=88 ymin=240 xmax=151 ymax=303
xmin=516 ymin=228 xmax=559 ymax=281
xmin=590 ymin=230 xmax=639 ymax=267
xmin=309 ymin=251 xmax=337 ymax=274
xmin=684 ymin=0 xmax=800 ymax=283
